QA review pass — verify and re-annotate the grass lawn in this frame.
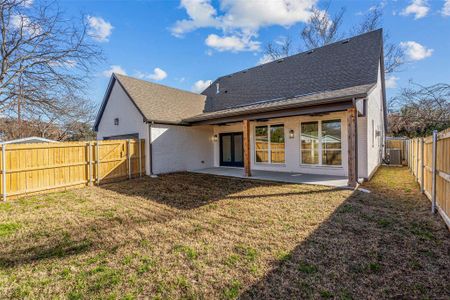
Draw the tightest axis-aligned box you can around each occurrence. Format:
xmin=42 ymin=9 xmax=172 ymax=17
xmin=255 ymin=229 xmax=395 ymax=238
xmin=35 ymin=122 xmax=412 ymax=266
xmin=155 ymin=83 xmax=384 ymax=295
xmin=0 ymin=167 xmax=448 ymax=299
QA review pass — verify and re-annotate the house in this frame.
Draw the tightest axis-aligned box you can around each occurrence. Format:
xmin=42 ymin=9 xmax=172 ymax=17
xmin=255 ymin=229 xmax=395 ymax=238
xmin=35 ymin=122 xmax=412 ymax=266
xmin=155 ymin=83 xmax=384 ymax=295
xmin=94 ymin=29 xmax=387 ymax=187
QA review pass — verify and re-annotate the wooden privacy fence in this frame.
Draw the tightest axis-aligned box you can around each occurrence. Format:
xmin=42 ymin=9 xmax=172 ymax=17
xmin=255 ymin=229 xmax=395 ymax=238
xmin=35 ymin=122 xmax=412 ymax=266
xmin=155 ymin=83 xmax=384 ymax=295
xmin=0 ymin=139 xmax=145 ymax=201
xmin=409 ymin=129 xmax=450 ymax=229
xmin=386 ymin=137 xmax=409 ymax=165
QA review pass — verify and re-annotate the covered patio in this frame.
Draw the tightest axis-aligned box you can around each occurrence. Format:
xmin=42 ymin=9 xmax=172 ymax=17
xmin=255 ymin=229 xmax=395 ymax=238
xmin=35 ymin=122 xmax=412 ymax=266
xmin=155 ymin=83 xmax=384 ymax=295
xmin=192 ymin=167 xmax=349 ymax=188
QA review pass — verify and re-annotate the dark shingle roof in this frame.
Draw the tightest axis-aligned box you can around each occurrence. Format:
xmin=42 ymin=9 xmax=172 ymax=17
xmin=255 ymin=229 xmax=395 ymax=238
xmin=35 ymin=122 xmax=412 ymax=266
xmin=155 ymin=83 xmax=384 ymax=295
xmin=185 ymin=83 xmax=375 ymax=123
xmin=201 ymin=29 xmax=383 ymax=113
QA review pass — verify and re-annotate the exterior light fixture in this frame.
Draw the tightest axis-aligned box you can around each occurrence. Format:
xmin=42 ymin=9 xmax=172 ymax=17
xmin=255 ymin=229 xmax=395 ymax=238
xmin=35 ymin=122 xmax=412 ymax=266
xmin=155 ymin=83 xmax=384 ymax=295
xmin=114 ymin=118 xmax=119 ymax=126
xmin=289 ymin=129 xmax=294 ymax=139
xmin=213 ymin=134 xmax=218 ymax=142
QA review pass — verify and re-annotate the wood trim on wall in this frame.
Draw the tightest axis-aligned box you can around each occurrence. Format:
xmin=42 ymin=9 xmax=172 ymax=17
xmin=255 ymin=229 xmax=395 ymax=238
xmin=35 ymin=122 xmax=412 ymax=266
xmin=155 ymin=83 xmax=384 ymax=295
xmin=347 ymin=107 xmax=357 ymax=187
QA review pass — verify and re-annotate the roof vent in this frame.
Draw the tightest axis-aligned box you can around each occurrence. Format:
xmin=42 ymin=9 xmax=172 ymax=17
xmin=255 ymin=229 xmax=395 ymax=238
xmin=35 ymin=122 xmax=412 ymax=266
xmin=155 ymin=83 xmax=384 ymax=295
xmin=342 ymin=39 xmax=350 ymax=44
xmin=216 ymin=83 xmax=220 ymax=94
xmin=242 ymin=70 xmax=247 ymax=73
xmin=277 ymin=59 xmax=284 ymax=63
xmin=307 ymin=50 xmax=314 ymax=54
xmin=224 ymin=90 xmax=228 ymax=94
xmin=227 ymin=75 xmax=233 ymax=78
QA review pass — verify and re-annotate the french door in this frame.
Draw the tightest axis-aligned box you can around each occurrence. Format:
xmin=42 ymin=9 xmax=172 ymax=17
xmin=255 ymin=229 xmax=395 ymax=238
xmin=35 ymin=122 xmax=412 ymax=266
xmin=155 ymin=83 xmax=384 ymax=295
xmin=220 ymin=132 xmax=244 ymax=167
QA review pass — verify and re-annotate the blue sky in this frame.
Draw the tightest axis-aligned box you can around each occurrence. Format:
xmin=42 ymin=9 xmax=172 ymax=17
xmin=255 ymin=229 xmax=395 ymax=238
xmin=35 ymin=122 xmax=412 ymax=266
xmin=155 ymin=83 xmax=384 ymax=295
xmin=59 ymin=0 xmax=450 ymax=105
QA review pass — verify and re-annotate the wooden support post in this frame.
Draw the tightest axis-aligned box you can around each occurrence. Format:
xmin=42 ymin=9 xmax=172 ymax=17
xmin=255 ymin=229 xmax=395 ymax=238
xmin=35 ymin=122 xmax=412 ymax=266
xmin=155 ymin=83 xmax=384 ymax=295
xmin=1 ymin=144 xmax=6 ymax=202
xmin=127 ymin=139 xmax=132 ymax=179
xmin=243 ymin=119 xmax=251 ymax=177
xmin=138 ymin=139 xmax=142 ymax=177
xmin=347 ymin=108 xmax=357 ymax=187
xmin=431 ymin=130 xmax=437 ymax=214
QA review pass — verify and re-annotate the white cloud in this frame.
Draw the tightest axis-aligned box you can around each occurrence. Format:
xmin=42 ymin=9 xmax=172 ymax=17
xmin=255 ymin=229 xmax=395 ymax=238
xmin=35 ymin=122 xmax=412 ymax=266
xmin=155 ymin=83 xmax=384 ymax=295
xmin=21 ymin=0 xmax=33 ymax=7
xmin=11 ymin=14 xmax=41 ymax=35
xmin=87 ymin=16 xmax=113 ymax=42
xmin=385 ymin=75 xmax=399 ymax=89
xmin=172 ymin=0 xmax=317 ymax=52
xmin=257 ymin=54 xmax=275 ymax=65
xmin=135 ymin=68 xmax=168 ymax=81
xmin=400 ymin=0 xmax=430 ymax=19
xmin=172 ymin=0 xmax=220 ymax=37
xmin=49 ymin=60 xmax=77 ymax=68
xmin=443 ymin=0 xmax=450 ymax=16
xmin=102 ymin=65 xmax=126 ymax=77
xmin=400 ymin=41 xmax=433 ymax=61
xmin=205 ymin=34 xmax=260 ymax=52
xmin=191 ymin=79 xmax=212 ymax=93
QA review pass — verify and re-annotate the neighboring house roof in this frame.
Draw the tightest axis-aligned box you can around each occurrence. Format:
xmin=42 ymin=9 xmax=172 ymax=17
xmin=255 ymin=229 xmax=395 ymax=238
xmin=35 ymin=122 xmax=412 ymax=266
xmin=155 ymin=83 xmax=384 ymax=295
xmin=1 ymin=137 xmax=57 ymax=144
xmin=94 ymin=74 xmax=206 ymax=130
xmin=201 ymin=29 xmax=383 ymax=113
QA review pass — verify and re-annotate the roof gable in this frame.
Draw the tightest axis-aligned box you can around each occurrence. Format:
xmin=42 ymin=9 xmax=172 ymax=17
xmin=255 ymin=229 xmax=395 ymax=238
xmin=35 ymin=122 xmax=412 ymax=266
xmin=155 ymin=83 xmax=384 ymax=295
xmin=201 ymin=29 xmax=383 ymax=112
xmin=94 ymin=74 xmax=206 ymax=130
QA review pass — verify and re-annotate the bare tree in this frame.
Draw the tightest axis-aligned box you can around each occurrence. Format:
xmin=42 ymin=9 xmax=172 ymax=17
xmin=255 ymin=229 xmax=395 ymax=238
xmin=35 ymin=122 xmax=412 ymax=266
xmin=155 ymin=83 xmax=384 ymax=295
xmin=264 ymin=36 xmax=292 ymax=61
xmin=354 ymin=6 xmax=404 ymax=74
xmin=0 ymin=0 xmax=102 ymax=139
xmin=300 ymin=7 xmax=345 ymax=50
xmin=388 ymin=82 xmax=450 ymax=137
xmin=263 ymin=5 xmax=404 ymax=74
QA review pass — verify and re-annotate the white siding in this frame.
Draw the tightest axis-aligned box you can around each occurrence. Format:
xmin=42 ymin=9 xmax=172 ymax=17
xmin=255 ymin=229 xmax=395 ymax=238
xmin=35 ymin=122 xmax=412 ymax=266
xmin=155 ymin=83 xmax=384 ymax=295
xmin=96 ymin=81 xmax=151 ymax=175
xmin=213 ymin=112 xmax=349 ymax=176
xmin=151 ymin=124 xmax=213 ymax=174
xmin=365 ymin=62 xmax=385 ymax=178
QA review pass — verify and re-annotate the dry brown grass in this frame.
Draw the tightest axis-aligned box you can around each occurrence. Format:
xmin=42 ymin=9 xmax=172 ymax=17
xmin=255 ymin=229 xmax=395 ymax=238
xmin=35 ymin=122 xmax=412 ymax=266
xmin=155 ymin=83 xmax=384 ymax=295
xmin=0 ymin=167 xmax=448 ymax=299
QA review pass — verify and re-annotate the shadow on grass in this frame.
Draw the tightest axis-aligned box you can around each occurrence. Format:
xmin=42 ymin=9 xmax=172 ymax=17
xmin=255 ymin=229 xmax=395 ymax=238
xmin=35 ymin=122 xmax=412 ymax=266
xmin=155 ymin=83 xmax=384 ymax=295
xmin=0 ymin=237 xmax=92 ymax=268
xmin=239 ymin=168 xmax=450 ymax=299
xmin=100 ymin=172 xmax=304 ymax=210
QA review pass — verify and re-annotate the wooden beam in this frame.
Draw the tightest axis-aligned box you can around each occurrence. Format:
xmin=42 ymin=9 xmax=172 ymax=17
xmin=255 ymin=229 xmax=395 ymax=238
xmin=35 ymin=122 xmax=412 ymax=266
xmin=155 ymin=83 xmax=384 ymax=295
xmin=243 ymin=119 xmax=251 ymax=177
xmin=347 ymin=107 xmax=357 ymax=187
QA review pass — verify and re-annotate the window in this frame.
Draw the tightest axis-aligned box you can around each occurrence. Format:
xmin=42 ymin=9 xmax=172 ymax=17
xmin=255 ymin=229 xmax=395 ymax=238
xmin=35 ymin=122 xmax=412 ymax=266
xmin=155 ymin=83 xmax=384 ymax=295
xmin=300 ymin=120 xmax=342 ymax=166
xmin=255 ymin=124 xmax=285 ymax=163
xmin=301 ymin=122 xmax=319 ymax=164
xmin=322 ymin=120 xmax=342 ymax=165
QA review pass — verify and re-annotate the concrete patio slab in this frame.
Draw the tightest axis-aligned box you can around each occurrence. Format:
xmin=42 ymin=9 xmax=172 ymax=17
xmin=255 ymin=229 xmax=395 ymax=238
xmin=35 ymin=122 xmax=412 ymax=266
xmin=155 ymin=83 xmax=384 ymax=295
xmin=192 ymin=167 xmax=350 ymax=188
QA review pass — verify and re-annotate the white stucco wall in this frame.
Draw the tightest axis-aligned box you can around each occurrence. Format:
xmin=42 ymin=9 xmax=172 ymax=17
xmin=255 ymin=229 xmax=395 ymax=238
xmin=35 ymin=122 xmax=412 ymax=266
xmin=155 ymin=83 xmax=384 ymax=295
xmin=96 ymin=81 xmax=151 ymax=175
xmin=213 ymin=112 xmax=349 ymax=176
xmin=365 ymin=62 xmax=385 ymax=178
xmin=151 ymin=124 xmax=213 ymax=174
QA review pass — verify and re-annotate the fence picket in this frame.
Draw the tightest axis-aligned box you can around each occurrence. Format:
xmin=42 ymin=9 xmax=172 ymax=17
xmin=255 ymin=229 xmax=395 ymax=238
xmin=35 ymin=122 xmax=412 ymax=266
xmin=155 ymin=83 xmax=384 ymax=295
xmin=407 ymin=129 xmax=449 ymax=229
xmin=0 ymin=139 xmax=145 ymax=199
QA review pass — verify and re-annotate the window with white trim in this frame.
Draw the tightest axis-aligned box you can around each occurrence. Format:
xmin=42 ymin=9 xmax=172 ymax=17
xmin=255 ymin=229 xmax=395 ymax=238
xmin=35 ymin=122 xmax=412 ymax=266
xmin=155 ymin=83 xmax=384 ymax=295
xmin=300 ymin=120 xmax=342 ymax=166
xmin=255 ymin=124 xmax=285 ymax=163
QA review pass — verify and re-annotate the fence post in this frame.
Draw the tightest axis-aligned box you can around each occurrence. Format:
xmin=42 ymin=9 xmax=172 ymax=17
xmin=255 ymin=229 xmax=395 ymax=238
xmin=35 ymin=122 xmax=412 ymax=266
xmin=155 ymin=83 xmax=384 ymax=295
xmin=96 ymin=142 xmax=100 ymax=185
xmin=127 ymin=139 xmax=131 ymax=179
xmin=88 ymin=142 xmax=93 ymax=186
xmin=138 ymin=139 xmax=142 ymax=177
xmin=431 ymin=130 xmax=438 ymax=214
xmin=1 ymin=144 xmax=6 ymax=202
xmin=415 ymin=139 xmax=419 ymax=180
xmin=420 ymin=138 xmax=424 ymax=193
